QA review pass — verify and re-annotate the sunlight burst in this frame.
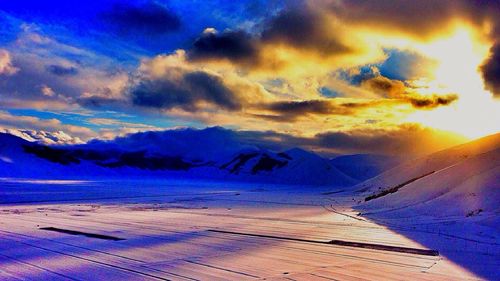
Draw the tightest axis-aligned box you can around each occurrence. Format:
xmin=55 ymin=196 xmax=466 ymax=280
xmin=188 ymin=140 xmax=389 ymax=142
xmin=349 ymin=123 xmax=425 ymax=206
xmin=406 ymin=28 xmax=500 ymax=139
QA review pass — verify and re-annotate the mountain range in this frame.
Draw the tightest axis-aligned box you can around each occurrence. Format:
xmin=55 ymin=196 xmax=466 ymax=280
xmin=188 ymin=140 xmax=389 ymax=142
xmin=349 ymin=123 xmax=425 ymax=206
xmin=0 ymin=127 xmax=393 ymax=186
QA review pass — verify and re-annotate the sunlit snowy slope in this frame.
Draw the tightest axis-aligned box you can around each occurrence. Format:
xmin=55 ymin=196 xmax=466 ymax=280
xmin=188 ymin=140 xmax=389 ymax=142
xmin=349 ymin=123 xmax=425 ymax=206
xmin=356 ymin=133 xmax=500 ymax=221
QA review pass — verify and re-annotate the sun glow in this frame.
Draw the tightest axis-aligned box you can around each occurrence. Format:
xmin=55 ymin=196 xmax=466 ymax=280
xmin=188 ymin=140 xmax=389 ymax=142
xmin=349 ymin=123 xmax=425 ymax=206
xmin=406 ymin=28 xmax=500 ymax=139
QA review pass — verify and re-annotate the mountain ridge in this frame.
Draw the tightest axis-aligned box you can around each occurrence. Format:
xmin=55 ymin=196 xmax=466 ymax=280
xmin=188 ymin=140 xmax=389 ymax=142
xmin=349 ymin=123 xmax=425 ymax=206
xmin=0 ymin=130 xmax=359 ymax=186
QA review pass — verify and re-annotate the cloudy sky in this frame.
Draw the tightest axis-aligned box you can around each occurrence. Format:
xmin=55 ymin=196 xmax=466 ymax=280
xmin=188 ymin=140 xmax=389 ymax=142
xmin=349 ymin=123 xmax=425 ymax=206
xmin=0 ymin=0 xmax=499 ymax=155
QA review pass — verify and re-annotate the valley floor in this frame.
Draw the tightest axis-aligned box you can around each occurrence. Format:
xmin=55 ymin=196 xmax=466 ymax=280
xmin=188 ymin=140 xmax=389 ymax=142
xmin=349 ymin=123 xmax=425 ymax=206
xmin=0 ymin=179 xmax=497 ymax=280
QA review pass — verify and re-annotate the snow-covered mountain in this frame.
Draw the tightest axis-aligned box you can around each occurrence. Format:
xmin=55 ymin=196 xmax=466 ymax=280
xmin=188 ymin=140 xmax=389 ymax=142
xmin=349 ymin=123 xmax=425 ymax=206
xmin=0 ymin=132 xmax=128 ymax=178
xmin=82 ymin=127 xmax=255 ymax=163
xmin=220 ymin=148 xmax=357 ymax=186
xmin=0 ymin=128 xmax=359 ymax=186
xmin=355 ymin=133 xmax=500 ymax=221
xmin=0 ymin=128 xmax=84 ymax=145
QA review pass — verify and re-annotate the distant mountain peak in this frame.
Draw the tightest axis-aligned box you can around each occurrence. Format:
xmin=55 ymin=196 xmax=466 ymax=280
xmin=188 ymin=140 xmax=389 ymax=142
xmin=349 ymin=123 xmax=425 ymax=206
xmin=0 ymin=129 xmax=84 ymax=145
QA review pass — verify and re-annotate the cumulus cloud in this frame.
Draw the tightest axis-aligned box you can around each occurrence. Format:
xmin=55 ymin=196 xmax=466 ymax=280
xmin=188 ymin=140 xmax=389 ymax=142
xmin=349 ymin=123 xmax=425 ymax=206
xmin=184 ymin=2 xmax=367 ymax=75
xmin=131 ymin=70 xmax=242 ymax=111
xmin=0 ymin=49 xmax=18 ymax=75
xmin=188 ymin=29 xmax=260 ymax=65
xmin=73 ymin=50 xmax=273 ymax=124
xmin=184 ymin=0 xmax=500 ymax=107
xmin=481 ymin=43 xmax=500 ymax=97
xmin=117 ymin=51 xmax=269 ymax=113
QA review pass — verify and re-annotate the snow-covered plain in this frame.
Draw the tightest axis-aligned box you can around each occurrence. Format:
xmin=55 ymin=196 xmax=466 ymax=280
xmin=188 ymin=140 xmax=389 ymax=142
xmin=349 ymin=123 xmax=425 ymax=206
xmin=0 ymin=178 xmax=497 ymax=280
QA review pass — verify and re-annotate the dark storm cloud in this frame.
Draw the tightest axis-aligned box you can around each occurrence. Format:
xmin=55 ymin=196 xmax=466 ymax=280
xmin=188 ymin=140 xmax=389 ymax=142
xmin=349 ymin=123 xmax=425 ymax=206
xmin=264 ymin=100 xmax=338 ymax=115
xmin=333 ymin=1 xmax=500 ymax=39
xmin=101 ymin=1 xmax=181 ymax=36
xmin=256 ymin=99 xmax=383 ymax=122
xmin=130 ymin=71 xmax=242 ymax=111
xmin=408 ymin=94 xmax=458 ymax=109
xmin=188 ymin=30 xmax=260 ymax=64
xmin=46 ymin=65 xmax=78 ymax=76
xmin=261 ymin=5 xmax=351 ymax=54
xmin=186 ymin=2 xmax=350 ymax=67
xmin=333 ymin=0 xmax=458 ymax=38
xmin=185 ymin=0 xmax=500 ymax=71
xmin=481 ymin=43 xmax=500 ymax=97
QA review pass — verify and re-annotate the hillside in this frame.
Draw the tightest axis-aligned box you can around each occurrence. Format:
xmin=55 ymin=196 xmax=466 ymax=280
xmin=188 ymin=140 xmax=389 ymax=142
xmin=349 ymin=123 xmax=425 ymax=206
xmin=355 ymin=133 xmax=500 ymax=222
xmin=330 ymin=154 xmax=401 ymax=181
xmin=355 ymin=133 xmax=500 ymax=193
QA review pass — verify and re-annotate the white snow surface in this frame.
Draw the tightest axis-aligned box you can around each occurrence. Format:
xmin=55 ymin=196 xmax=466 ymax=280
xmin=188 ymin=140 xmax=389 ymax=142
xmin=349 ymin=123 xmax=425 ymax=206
xmin=344 ymin=133 xmax=500 ymax=280
xmin=354 ymin=133 xmax=500 ymax=220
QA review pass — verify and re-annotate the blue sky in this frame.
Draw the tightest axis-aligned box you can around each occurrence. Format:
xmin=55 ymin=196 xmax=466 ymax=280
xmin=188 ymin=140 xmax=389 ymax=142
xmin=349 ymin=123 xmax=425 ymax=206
xmin=0 ymin=1 xmax=282 ymax=58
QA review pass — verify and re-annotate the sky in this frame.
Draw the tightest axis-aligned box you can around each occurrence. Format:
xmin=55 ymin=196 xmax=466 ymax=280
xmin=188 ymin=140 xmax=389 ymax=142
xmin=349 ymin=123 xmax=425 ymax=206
xmin=0 ymin=0 xmax=499 ymax=155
